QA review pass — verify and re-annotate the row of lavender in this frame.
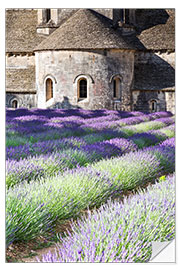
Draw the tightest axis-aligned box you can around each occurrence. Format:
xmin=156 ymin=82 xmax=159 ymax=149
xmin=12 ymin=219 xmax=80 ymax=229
xmin=6 ymin=138 xmax=175 ymax=247
xmin=6 ymin=109 xmax=175 ymax=259
xmin=38 ymin=174 xmax=175 ymax=263
xmin=6 ymin=110 xmax=175 ymax=189
xmin=6 ymin=126 xmax=174 ymax=187
xmin=6 ymin=110 xmax=173 ymax=147
xmin=7 ymin=121 xmax=175 ymax=160
xmin=6 ymin=123 xmax=175 ymax=189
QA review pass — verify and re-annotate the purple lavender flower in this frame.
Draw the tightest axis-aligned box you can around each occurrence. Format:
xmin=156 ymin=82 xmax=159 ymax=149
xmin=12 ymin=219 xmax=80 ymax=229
xmin=154 ymin=117 xmax=175 ymax=125
xmin=38 ymin=174 xmax=175 ymax=263
xmin=6 ymin=137 xmax=86 ymax=160
xmin=81 ymin=138 xmax=138 ymax=159
xmin=130 ymin=132 xmax=166 ymax=148
xmin=144 ymin=137 xmax=175 ymax=173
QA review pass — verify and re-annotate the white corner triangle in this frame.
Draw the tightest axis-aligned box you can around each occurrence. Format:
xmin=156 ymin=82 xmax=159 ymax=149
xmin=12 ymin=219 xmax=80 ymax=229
xmin=149 ymin=240 xmax=175 ymax=262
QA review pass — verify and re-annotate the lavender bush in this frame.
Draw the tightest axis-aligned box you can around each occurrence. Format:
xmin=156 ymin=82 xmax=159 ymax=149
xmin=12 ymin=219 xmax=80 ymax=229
xmin=80 ymin=115 xmax=173 ymax=133
xmin=38 ymin=174 xmax=175 ymax=263
xmin=154 ymin=116 xmax=175 ymax=125
xmin=6 ymin=168 xmax=119 ymax=246
xmin=129 ymin=131 xmax=167 ymax=148
xmin=6 ymin=133 xmax=175 ymax=189
xmin=7 ymin=133 xmax=171 ymax=188
xmin=6 ymin=149 xmax=97 ymax=188
xmin=93 ymin=151 xmax=162 ymax=190
xmin=144 ymin=138 xmax=175 ymax=174
xmin=157 ymin=124 xmax=175 ymax=138
xmin=6 ymin=138 xmax=137 ymax=187
xmin=120 ymin=117 xmax=174 ymax=137
xmin=82 ymin=130 xmax=123 ymax=144
xmin=80 ymin=138 xmax=138 ymax=160
xmin=6 ymin=109 xmax=175 ymax=250
xmin=6 ymin=137 xmax=86 ymax=161
xmin=6 ymin=110 xmax=173 ymax=147
xmin=6 ymin=138 xmax=175 ymax=245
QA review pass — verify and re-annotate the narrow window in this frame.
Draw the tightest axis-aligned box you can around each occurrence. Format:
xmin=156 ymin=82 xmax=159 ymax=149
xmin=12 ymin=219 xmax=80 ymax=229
xmin=119 ymin=9 xmax=124 ymax=23
xmin=113 ymin=77 xmax=121 ymax=99
xmin=125 ymin=9 xmax=130 ymax=24
xmin=151 ymin=100 xmax=157 ymax=112
xmin=113 ymin=79 xmax=117 ymax=98
xmin=79 ymin=79 xmax=87 ymax=99
xmin=46 ymin=9 xmax=51 ymax=22
xmin=46 ymin=78 xmax=53 ymax=101
xmin=12 ymin=100 xmax=18 ymax=108
xmin=119 ymin=9 xmax=129 ymax=24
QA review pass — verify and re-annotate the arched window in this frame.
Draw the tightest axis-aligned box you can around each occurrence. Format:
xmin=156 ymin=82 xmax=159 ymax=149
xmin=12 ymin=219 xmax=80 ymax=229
xmin=46 ymin=78 xmax=53 ymax=101
xmin=113 ymin=77 xmax=121 ymax=99
xmin=11 ymin=99 xmax=18 ymax=108
xmin=78 ymin=79 xmax=87 ymax=99
xmin=151 ymin=100 xmax=157 ymax=112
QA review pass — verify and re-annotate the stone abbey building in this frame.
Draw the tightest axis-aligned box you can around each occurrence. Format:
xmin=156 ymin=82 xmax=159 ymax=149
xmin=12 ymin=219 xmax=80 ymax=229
xmin=6 ymin=8 xmax=175 ymax=113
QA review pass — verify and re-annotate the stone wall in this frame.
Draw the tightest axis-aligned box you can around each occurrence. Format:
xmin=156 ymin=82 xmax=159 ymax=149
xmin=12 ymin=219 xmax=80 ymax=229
xmin=135 ymin=51 xmax=175 ymax=69
xmin=133 ymin=51 xmax=175 ymax=113
xmin=165 ymin=91 xmax=175 ymax=114
xmin=6 ymin=93 xmax=36 ymax=108
xmin=35 ymin=49 xmax=134 ymax=110
xmin=93 ymin=9 xmax=113 ymax=20
xmin=6 ymin=54 xmax=36 ymax=93
xmin=37 ymin=8 xmax=113 ymax=26
xmin=132 ymin=90 xmax=175 ymax=113
xmin=132 ymin=90 xmax=165 ymax=112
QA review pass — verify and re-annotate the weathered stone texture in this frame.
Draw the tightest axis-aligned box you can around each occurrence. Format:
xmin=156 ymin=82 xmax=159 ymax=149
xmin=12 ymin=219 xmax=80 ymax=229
xmin=136 ymin=9 xmax=175 ymax=51
xmin=132 ymin=90 xmax=175 ymax=113
xmin=6 ymin=54 xmax=36 ymax=94
xmin=6 ymin=54 xmax=35 ymax=69
xmin=6 ymin=93 xmax=36 ymax=108
xmin=6 ymin=67 xmax=36 ymax=93
xmin=165 ymin=91 xmax=175 ymax=114
xmin=5 ymin=9 xmax=175 ymax=113
xmin=35 ymin=9 xmax=144 ymax=51
xmin=6 ymin=9 xmax=46 ymax=53
xmin=134 ymin=51 xmax=175 ymax=91
xmin=93 ymin=9 xmax=113 ymax=20
xmin=133 ymin=51 xmax=175 ymax=113
xmin=132 ymin=90 xmax=165 ymax=112
xmin=36 ymin=49 xmax=134 ymax=110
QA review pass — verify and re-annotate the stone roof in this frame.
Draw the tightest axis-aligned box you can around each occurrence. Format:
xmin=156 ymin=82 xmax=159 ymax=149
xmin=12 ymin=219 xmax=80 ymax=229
xmin=137 ymin=9 xmax=175 ymax=51
xmin=6 ymin=9 xmax=175 ymax=53
xmin=6 ymin=9 xmax=46 ymax=53
xmin=6 ymin=67 xmax=36 ymax=93
xmin=35 ymin=9 xmax=145 ymax=51
xmin=133 ymin=62 xmax=175 ymax=91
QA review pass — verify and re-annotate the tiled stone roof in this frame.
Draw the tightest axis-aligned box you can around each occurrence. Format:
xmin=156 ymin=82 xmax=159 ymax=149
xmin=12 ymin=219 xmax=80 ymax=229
xmin=35 ymin=9 xmax=145 ymax=51
xmin=6 ymin=67 xmax=36 ymax=93
xmin=6 ymin=9 xmax=46 ymax=53
xmin=137 ymin=9 xmax=175 ymax=51
xmin=133 ymin=62 xmax=175 ymax=91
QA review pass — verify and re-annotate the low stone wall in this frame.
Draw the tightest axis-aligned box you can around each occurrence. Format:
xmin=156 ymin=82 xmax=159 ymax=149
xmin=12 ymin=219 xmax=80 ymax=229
xmin=6 ymin=54 xmax=36 ymax=93
xmin=132 ymin=90 xmax=175 ymax=113
xmin=6 ymin=93 xmax=37 ymax=108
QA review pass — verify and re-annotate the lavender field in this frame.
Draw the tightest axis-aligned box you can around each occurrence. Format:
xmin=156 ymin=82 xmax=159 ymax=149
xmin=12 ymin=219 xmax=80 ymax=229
xmin=6 ymin=108 xmax=175 ymax=262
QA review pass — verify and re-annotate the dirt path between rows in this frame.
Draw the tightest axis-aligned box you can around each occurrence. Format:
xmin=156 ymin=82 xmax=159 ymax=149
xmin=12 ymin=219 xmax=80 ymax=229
xmin=6 ymin=178 xmax=163 ymax=263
